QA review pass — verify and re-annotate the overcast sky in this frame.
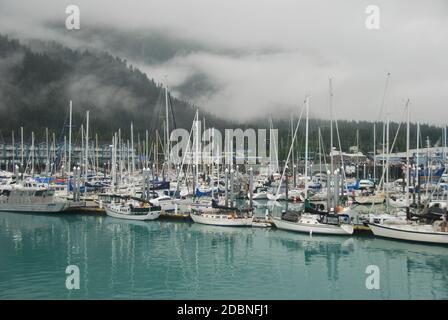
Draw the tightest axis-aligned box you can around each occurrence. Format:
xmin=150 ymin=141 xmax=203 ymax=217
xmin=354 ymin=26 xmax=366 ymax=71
xmin=1 ymin=0 xmax=447 ymax=124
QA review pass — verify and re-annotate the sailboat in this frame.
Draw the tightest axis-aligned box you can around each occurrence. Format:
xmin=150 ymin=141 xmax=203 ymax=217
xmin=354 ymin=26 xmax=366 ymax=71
xmin=105 ymin=194 xmax=161 ymax=221
xmin=106 ymin=199 xmax=161 ymax=221
xmin=272 ymin=97 xmax=354 ymax=236
xmin=368 ymin=101 xmax=448 ymax=244
xmin=273 ymin=211 xmax=354 ymax=235
xmin=190 ymin=199 xmax=253 ymax=226
xmin=367 ymin=220 xmax=448 ymax=244
xmin=189 ymin=129 xmax=253 ymax=226
xmin=273 ymin=177 xmax=354 ymax=235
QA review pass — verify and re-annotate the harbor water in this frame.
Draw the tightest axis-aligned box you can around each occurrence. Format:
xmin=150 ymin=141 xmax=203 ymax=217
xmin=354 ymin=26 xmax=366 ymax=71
xmin=1 ymin=204 xmax=447 ymax=300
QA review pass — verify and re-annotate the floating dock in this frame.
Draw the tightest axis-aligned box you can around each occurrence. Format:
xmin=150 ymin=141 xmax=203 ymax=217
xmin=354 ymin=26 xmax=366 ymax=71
xmin=160 ymin=211 xmax=192 ymax=221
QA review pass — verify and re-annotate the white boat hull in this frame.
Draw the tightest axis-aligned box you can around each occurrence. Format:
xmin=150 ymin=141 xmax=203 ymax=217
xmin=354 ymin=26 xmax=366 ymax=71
xmin=368 ymin=223 xmax=448 ymax=244
xmin=190 ymin=213 xmax=253 ymax=226
xmin=272 ymin=217 xmax=354 ymax=235
xmin=355 ymin=195 xmax=385 ymax=205
xmin=266 ymin=193 xmax=286 ymax=201
xmin=251 ymin=192 xmax=269 ymax=200
xmin=387 ymin=197 xmax=413 ymax=208
xmin=0 ymin=202 xmax=67 ymax=213
xmin=106 ymin=208 xmax=161 ymax=221
xmin=150 ymin=198 xmax=177 ymax=212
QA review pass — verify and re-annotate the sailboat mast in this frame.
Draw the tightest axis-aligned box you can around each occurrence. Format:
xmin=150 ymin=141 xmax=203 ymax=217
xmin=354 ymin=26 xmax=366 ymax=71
xmin=211 ymin=127 xmax=215 ymax=200
xmin=127 ymin=140 xmax=130 ymax=177
xmin=20 ymin=126 xmax=24 ymax=167
xmin=95 ymin=133 xmax=99 ymax=175
xmin=68 ymin=101 xmax=72 ymax=174
xmin=155 ymin=130 xmax=159 ymax=176
xmin=118 ymin=128 xmax=122 ymax=185
xmin=46 ymin=127 xmax=49 ymax=176
xmin=373 ymin=122 xmax=376 ymax=182
xmin=416 ymin=122 xmax=420 ymax=205
xmin=405 ymin=100 xmax=410 ymax=216
xmin=111 ymin=134 xmax=116 ymax=191
xmin=386 ymin=115 xmax=390 ymax=212
xmin=145 ymin=130 xmax=149 ymax=168
xmin=329 ymin=78 xmax=334 ymax=174
xmin=416 ymin=122 xmax=420 ymax=168
xmin=165 ymin=85 xmax=170 ymax=168
xmin=81 ymin=124 xmax=84 ymax=172
xmin=64 ymin=135 xmax=66 ymax=175
xmin=85 ymin=110 xmax=89 ymax=178
xmin=196 ymin=112 xmax=199 ymax=170
xmin=52 ymin=132 xmax=56 ymax=171
xmin=356 ymin=128 xmax=359 ymax=180
xmin=318 ymin=127 xmax=322 ymax=177
xmin=11 ymin=131 xmax=15 ymax=174
xmin=131 ymin=122 xmax=135 ymax=176
xmin=304 ymin=96 xmax=309 ymax=199
xmin=31 ymin=131 xmax=34 ymax=176
xmin=290 ymin=116 xmax=295 ymax=186
xmin=444 ymin=125 xmax=447 ymax=165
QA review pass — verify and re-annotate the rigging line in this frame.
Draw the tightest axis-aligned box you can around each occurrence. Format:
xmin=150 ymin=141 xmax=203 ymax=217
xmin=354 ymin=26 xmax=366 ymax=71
xmin=423 ymin=166 xmax=447 ymax=209
xmin=156 ymin=129 xmax=165 ymax=158
xmin=148 ymin=87 xmax=165 ymax=137
xmin=72 ymin=112 xmax=87 ymax=150
xmin=176 ymin=111 xmax=197 ymax=190
xmin=368 ymin=103 xmax=408 ymax=214
xmin=333 ymin=115 xmax=349 ymax=194
xmin=53 ymin=105 xmax=71 ymax=169
xmin=319 ymin=127 xmax=329 ymax=172
xmin=168 ymin=92 xmax=177 ymax=130
xmin=376 ymin=72 xmax=391 ymax=122
xmin=274 ymin=101 xmax=305 ymax=197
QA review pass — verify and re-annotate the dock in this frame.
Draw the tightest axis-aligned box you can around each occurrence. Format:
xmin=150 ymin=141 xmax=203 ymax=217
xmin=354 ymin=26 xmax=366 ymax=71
xmin=160 ymin=211 xmax=192 ymax=221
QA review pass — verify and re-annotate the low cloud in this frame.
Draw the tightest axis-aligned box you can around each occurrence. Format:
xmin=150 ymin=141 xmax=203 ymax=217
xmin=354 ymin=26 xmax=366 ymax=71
xmin=1 ymin=0 xmax=448 ymax=124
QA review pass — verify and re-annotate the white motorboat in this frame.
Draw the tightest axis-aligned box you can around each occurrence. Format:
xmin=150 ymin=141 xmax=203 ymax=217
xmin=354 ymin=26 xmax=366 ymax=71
xmin=106 ymin=200 xmax=161 ymax=221
xmin=0 ymin=181 xmax=68 ymax=213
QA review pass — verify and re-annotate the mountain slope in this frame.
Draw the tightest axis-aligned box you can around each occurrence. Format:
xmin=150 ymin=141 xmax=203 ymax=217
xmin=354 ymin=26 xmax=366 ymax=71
xmin=0 ymin=34 xmax=209 ymax=142
xmin=0 ymin=34 xmax=443 ymax=156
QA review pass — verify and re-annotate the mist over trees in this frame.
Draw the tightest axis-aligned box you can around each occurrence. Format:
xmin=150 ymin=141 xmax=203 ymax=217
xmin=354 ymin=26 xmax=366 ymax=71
xmin=0 ymin=34 xmax=443 ymax=157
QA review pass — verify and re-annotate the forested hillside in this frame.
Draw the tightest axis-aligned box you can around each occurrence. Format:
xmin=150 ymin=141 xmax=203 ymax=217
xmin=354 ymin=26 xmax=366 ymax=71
xmin=0 ymin=35 xmax=444 ymax=156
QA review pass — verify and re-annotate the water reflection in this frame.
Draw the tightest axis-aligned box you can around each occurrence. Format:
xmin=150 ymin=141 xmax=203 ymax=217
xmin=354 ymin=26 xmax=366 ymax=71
xmin=267 ymin=230 xmax=355 ymax=282
xmin=0 ymin=211 xmax=447 ymax=299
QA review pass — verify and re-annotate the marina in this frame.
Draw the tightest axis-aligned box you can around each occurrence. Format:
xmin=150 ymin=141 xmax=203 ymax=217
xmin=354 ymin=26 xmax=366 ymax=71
xmin=0 ymin=93 xmax=447 ymax=300
xmin=1 ymin=1 xmax=448 ymax=302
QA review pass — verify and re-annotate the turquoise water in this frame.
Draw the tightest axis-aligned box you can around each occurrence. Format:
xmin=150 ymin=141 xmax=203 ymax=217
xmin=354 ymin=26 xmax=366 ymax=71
xmin=1 ymin=209 xmax=448 ymax=300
